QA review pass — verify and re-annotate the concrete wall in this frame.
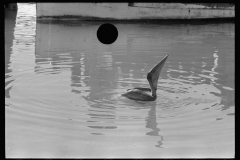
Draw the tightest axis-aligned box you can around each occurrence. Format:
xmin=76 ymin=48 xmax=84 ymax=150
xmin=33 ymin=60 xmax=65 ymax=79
xmin=37 ymin=3 xmax=235 ymax=20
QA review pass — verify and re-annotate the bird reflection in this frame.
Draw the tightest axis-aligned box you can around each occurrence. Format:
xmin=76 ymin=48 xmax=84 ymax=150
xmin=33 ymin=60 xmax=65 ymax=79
xmin=145 ymin=103 xmax=164 ymax=148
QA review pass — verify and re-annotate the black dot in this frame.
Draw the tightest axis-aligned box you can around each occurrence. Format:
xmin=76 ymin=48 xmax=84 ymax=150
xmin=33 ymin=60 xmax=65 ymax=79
xmin=97 ymin=23 xmax=118 ymax=44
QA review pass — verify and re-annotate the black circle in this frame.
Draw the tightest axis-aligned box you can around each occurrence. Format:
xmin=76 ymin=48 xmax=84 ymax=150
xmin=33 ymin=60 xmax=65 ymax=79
xmin=97 ymin=23 xmax=118 ymax=44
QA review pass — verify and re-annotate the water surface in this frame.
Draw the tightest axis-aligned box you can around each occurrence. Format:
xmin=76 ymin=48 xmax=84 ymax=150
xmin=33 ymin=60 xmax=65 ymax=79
xmin=5 ymin=3 xmax=234 ymax=158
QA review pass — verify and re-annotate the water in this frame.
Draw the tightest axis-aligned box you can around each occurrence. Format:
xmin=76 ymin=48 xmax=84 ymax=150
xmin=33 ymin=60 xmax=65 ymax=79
xmin=5 ymin=3 xmax=234 ymax=158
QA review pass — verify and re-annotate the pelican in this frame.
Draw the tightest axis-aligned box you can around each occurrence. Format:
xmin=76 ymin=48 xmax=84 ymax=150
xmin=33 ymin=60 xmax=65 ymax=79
xmin=122 ymin=54 xmax=169 ymax=101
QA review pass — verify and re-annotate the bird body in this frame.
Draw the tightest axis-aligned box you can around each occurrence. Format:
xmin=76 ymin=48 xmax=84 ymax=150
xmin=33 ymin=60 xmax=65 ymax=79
xmin=122 ymin=54 xmax=169 ymax=101
xmin=123 ymin=88 xmax=156 ymax=101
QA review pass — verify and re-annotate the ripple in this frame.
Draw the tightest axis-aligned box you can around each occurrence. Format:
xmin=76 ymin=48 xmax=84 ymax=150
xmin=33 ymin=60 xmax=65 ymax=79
xmin=222 ymin=86 xmax=234 ymax=91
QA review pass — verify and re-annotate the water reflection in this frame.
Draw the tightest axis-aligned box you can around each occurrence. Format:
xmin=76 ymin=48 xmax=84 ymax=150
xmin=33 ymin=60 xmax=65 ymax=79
xmin=34 ymin=20 xmax=234 ymax=155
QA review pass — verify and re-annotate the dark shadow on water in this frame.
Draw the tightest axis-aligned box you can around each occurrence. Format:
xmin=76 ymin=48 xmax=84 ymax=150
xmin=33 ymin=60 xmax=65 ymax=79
xmin=5 ymin=8 xmax=17 ymax=98
xmin=37 ymin=17 xmax=234 ymax=26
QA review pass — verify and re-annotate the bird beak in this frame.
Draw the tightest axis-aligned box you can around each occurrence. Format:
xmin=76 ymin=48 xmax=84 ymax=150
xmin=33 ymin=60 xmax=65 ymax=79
xmin=157 ymin=54 xmax=169 ymax=69
xmin=149 ymin=54 xmax=169 ymax=76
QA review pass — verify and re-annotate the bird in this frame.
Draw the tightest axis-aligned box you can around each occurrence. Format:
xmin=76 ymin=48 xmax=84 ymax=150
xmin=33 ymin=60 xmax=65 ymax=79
xmin=121 ymin=54 xmax=169 ymax=101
